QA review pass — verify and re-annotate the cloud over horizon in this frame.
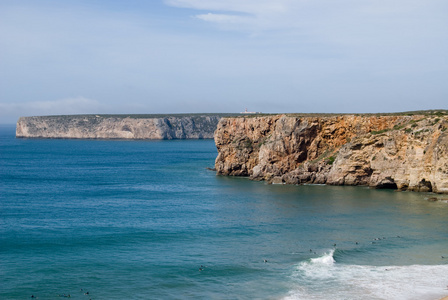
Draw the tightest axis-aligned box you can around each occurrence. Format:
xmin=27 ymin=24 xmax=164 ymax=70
xmin=0 ymin=98 xmax=106 ymax=121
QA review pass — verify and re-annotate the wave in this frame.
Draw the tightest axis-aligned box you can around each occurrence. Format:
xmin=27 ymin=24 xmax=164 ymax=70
xmin=310 ymin=249 xmax=335 ymax=266
xmin=284 ymin=250 xmax=448 ymax=300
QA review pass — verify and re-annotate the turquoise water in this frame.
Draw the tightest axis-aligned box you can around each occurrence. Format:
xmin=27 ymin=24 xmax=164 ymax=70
xmin=1 ymin=125 xmax=447 ymax=300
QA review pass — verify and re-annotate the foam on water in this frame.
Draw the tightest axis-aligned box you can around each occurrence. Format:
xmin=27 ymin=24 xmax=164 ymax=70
xmin=310 ymin=249 xmax=335 ymax=266
xmin=285 ymin=250 xmax=448 ymax=300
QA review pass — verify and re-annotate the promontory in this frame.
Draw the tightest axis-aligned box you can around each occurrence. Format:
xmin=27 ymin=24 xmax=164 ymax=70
xmin=214 ymin=111 xmax=448 ymax=194
xmin=16 ymin=114 xmax=234 ymax=139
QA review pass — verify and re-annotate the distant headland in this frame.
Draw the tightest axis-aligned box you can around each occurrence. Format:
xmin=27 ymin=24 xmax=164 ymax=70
xmin=15 ymin=113 xmax=240 ymax=140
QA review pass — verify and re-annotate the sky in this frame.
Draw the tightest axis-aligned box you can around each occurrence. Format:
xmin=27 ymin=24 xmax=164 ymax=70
xmin=1 ymin=0 xmax=447 ymax=123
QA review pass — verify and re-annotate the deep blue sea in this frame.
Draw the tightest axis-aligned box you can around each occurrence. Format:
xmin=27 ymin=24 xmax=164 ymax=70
xmin=1 ymin=124 xmax=448 ymax=300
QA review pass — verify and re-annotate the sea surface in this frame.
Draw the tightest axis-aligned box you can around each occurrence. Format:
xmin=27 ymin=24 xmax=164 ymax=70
xmin=1 ymin=124 xmax=447 ymax=300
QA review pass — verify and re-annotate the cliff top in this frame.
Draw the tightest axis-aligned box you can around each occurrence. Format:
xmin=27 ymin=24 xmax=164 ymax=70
xmin=16 ymin=109 xmax=448 ymax=120
xmin=19 ymin=110 xmax=448 ymax=120
xmin=20 ymin=113 xmax=241 ymax=120
xmin=227 ymin=109 xmax=448 ymax=118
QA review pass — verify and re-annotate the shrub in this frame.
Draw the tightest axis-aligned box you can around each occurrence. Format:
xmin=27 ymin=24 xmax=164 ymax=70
xmin=327 ymin=156 xmax=336 ymax=165
xmin=371 ymin=129 xmax=390 ymax=135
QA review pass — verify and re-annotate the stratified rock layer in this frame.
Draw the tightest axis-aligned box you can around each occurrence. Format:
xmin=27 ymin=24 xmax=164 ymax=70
xmin=214 ymin=114 xmax=448 ymax=193
xmin=16 ymin=115 xmax=222 ymax=139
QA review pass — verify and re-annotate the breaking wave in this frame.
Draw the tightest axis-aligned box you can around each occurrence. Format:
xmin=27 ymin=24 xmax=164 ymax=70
xmin=284 ymin=250 xmax=448 ymax=300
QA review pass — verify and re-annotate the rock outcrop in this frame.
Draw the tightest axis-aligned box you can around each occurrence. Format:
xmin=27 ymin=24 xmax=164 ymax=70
xmin=16 ymin=114 xmax=224 ymax=139
xmin=214 ymin=113 xmax=448 ymax=193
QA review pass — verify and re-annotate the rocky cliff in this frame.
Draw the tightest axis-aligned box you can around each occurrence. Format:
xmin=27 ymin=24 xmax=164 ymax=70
xmin=16 ymin=114 xmax=224 ymax=139
xmin=214 ymin=113 xmax=448 ymax=193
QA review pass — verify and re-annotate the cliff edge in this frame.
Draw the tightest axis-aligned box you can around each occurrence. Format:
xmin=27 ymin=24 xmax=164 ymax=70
xmin=214 ymin=112 xmax=448 ymax=193
xmin=16 ymin=114 xmax=225 ymax=139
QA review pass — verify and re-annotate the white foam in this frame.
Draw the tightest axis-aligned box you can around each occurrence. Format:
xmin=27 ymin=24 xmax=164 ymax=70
xmin=310 ymin=249 xmax=335 ymax=266
xmin=284 ymin=251 xmax=448 ymax=300
xmin=296 ymin=250 xmax=336 ymax=280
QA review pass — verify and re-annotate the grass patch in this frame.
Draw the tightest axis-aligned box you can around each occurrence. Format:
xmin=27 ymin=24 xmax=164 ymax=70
xmin=327 ymin=156 xmax=336 ymax=165
xmin=371 ymin=129 xmax=390 ymax=135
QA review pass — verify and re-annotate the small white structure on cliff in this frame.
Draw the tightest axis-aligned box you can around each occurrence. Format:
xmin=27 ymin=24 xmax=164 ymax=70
xmin=241 ymin=108 xmax=261 ymax=114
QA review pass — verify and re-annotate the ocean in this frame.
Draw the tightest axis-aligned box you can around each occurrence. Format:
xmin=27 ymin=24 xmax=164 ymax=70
xmin=1 ymin=124 xmax=447 ymax=300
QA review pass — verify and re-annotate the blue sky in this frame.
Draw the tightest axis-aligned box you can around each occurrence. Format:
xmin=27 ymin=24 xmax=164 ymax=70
xmin=1 ymin=0 xmax=447 ymax=123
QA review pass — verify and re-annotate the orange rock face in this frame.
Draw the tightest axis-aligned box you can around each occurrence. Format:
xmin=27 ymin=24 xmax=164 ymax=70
xmin=214 ymin=114 xmax=448 ymax=193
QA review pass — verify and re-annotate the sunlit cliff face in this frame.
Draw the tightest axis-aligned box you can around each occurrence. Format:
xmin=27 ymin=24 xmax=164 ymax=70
xmin=214 ymin=114 xmax=448 ymax=193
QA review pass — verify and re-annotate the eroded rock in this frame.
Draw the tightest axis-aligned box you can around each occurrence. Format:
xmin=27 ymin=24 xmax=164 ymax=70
xmin=215 ymin=114 xmax=448 ymax=193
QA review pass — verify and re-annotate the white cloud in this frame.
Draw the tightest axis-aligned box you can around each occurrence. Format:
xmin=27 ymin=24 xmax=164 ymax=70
xmin=196 ymin=13 xmax=252 ymax=24
xmin=165 ymin=0 xmax=448 ymax=78
xmin=165 ymin=0 xmax=293 ymax=32
xmin=165 ymin=0 xmax=287 ymax=14
xmin=165 ymin=0 xmax=448 ymax=42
